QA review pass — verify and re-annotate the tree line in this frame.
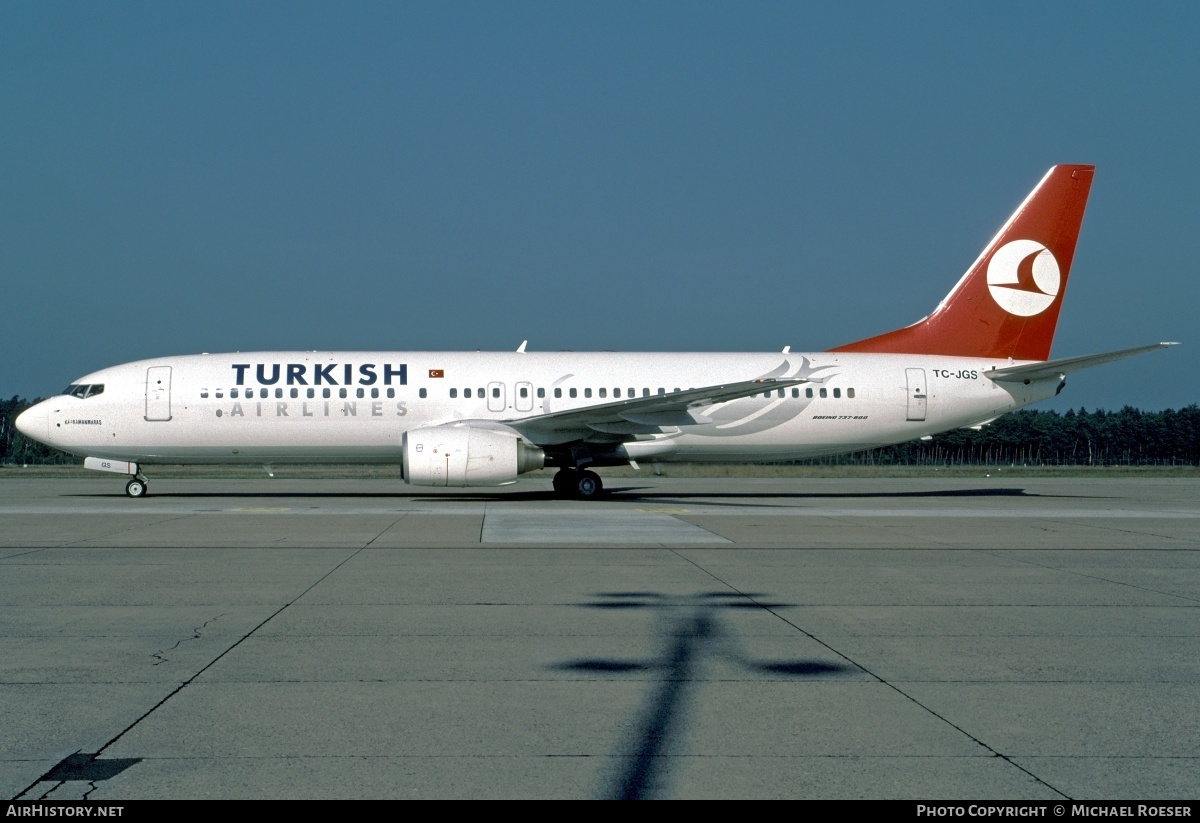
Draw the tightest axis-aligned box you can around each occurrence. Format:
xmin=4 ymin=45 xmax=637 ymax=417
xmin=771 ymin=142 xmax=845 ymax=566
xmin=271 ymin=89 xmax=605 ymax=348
xmin=815 ymin=405 xmax=1200 ymax=466
xmin=2 ymin=395 xmax=1199 ymax=467
xmin=1 ymin=396 xmax=76 ymax=465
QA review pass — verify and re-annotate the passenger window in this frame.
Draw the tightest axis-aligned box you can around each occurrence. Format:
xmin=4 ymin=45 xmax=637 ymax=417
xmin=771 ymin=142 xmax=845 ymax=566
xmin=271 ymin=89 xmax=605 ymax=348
xmin=833 ymin=388 xmax=841 ymax=398
xmin=371 ymin=388 xmax=379 ymax=399
xmin=806 ymin=388 xmax=813 ymax=398
xmin=819 ymin=388 xmax=827 ymax=398
xmin=791 ymin=388 xmax=799 ymax=398
xmin=613 ymin=388 xmax=621 ymax=398
xmin=322 ymin=388 xmax=331 ymax=399
xmin=777 ymin=389 xmax=784 ymax=398
xmin=201 ymin=390 xmax=209 ymax=399
xmin=643 ymin=388 xmax=650 ymax=397
xmin=584 ymin=388 xmax=592 ymax=398
xmin=356 ymin=388 xmax=365 ymax=399
xmin=569 ymin=388 xmax=577 ymax=398
xmin=848 ymin=388 xmax=856 ymax=398
xmin=339 ymin=388 xmax=347 ymax=399
xmin=274 ymin=388 xmax=283 ymax=399
xmin=387 ymin=388 xmax=394 ymax=398
xmin=216 ymin=390 xmax=224 ymax=399
xmin=291 ymin=388 xmax=299 ymax=399
xmin=554 ymin=388 xmax=562 ymax=398
xmin=628 ymin=388 xmax=635 ymax=397
xmin=231 ymin=389 xmax=239 ymax=398
xmin=450 ymin=388 xmax=458 ymax=398
xmin=598 ymin=388 xmax=606 ymax=398
xmin=464 ymin=388 xmax=472 ymax=398
xmin=537 ymin=388 xmax=545 ymax=398
xmin=520 ymin=387 xmax=529 ymax=398
xmin=419 ymin=388 xmax=427 ymax=399
xmin=491 ymin=387 xmax=500 ymax=398
xmin=657 ymin=388 xmax=665 ymax=395
xmin=307 ymin=388 xmax=315 ymax=399
xmin=478 ymin=388 xmax=484 ymax=398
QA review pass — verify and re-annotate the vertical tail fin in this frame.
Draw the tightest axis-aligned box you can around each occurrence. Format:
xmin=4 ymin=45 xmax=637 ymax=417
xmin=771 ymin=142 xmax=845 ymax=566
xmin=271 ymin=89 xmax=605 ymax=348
xmin=830 ymin=164 xmax=1095 ymax=361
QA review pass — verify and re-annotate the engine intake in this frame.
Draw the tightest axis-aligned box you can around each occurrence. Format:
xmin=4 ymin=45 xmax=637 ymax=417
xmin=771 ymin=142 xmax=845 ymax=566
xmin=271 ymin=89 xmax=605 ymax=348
xmin=402 ymin=424 xmax=545 ymax=486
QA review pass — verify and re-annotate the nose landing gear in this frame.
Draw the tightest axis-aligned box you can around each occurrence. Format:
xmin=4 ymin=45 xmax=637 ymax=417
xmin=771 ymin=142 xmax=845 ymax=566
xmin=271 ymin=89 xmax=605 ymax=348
xmin=125 ymin=476 xmax=149 ymax=498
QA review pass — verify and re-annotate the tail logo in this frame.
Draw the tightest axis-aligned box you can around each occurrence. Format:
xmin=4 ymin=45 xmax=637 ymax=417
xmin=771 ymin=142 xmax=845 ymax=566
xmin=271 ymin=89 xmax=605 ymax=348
xmin=986 ymin=239 xmax=1061 ymax=317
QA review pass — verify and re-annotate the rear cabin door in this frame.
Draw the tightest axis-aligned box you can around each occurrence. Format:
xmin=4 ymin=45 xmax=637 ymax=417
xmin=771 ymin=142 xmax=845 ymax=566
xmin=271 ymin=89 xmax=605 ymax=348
xmin=905 ymin=368 xmax=927 ymax=422
xmin=145 ymin=366 xmax=173 ymax=421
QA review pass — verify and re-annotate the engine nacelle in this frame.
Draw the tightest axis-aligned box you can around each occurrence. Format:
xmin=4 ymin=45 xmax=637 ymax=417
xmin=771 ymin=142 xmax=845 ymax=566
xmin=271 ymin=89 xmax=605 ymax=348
xmin=402 ymin=424 xmax=545 ymax=486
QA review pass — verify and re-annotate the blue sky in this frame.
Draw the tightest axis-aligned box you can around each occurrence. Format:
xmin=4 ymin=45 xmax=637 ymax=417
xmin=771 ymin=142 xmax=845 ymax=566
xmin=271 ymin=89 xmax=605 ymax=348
xmin=2 ymin=2 xmax=1196 ymax=410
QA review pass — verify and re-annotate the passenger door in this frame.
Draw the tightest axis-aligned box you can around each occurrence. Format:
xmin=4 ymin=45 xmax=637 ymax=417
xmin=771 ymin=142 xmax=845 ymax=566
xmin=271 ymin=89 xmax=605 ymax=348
xmin=905 ymin=368 xmax=927 ymax=422
xmin=145 ymin=366 xmax=172 ymax=421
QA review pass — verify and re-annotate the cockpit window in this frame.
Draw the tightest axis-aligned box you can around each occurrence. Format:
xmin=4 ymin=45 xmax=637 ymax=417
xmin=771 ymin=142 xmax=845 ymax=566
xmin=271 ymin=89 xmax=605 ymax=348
xmin=63 ymin=384 xmax=104 ymax=399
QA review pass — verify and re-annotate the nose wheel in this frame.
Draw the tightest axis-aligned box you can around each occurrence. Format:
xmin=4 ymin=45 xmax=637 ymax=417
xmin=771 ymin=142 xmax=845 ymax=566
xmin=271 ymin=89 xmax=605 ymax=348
xmin=125 ymin=477 xmax=149 ymax=498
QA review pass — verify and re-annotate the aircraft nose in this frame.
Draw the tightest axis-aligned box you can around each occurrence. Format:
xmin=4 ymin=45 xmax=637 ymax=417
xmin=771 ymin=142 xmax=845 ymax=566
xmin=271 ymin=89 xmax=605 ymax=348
xmin=14 ymin=401 xmax=50 ymax=442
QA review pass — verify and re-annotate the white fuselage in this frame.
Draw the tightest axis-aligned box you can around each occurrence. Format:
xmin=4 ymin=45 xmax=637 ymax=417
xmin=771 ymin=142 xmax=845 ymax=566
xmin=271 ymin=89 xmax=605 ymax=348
xmin=21 ymin=350 xmax=1053 ymax=467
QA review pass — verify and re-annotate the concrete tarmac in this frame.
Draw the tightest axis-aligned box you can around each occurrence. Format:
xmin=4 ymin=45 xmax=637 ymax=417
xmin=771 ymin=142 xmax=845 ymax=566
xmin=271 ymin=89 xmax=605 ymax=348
xmin=1 ymin=474 xmax=1198 ymax=800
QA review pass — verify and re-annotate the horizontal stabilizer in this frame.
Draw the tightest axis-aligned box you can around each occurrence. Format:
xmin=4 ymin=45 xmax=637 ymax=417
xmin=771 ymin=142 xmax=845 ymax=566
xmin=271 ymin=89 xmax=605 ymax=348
xmin=986 ymin=343 xmax=1178 ymax=384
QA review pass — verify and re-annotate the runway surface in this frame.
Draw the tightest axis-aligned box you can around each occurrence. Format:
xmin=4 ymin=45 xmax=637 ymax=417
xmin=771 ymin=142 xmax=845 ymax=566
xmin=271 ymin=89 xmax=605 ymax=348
xmin=2 ymin=474 xmax=1198 ymax=799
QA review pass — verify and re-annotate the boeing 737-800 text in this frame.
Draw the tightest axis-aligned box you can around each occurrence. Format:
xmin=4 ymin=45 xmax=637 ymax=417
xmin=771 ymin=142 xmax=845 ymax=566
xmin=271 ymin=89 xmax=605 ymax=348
xmin=15 ymin=165 xmax=1175 ymax=498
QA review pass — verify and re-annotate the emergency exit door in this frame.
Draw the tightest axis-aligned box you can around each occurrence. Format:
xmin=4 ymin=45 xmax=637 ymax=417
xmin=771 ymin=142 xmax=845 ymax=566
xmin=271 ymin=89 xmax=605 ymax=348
xmin=487 ymin=381 xmax=506 ymax=412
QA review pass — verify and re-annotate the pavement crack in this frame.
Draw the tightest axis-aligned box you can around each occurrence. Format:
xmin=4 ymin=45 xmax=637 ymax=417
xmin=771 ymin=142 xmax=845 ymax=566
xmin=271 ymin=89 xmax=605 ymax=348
xmin=363 ymin=513 xmax=410 ymax=548
xmin=0 ymin=547 xmax=53 ymax=560
xmin=150 ymin=614 xmax=227 ymax=665
xmin=60 ymin=514 xmax=201 ymax=547
xmin=984 ymin=551 xmax=1200 ymax=604
xmin=1070 ymin=520 xmax=1200 ymax=545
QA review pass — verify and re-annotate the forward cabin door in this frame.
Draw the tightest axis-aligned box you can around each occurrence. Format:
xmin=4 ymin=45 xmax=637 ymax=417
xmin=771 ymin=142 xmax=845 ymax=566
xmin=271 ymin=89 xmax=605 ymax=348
xmin=905 ymin=368 xmax=927 ymax=422
xmin=145 ymin=366 xmax=173 ymax=421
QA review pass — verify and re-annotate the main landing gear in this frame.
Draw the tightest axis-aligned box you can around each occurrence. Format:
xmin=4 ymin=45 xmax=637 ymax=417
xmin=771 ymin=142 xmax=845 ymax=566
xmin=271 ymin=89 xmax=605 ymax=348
xmin=552 ymin=468 xmax=603 ymax=499
xmin=125 ymin=476 xmax=149 ymax=498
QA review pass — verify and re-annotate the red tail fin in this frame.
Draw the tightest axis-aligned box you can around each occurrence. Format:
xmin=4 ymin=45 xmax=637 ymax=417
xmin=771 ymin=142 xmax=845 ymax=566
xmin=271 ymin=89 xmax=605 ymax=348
xmin=830 ymin=164 xmax=1094 ymax=361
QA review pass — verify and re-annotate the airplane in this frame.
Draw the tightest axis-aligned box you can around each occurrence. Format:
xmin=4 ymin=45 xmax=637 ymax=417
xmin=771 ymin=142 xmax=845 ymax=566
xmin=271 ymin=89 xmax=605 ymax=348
xmin=15 ymin=164 xmax=1176 ymax=499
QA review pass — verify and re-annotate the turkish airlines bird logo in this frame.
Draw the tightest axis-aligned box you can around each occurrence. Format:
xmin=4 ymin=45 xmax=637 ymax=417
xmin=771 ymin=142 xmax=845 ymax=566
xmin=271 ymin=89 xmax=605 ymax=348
xmin=986 ymin=239 xmax=1061 ymax=317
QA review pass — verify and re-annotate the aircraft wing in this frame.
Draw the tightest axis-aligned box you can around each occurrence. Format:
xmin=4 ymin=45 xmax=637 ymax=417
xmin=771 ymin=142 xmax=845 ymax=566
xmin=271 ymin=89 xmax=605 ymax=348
xmin=503 ymin=377 xmax=808 ymax=443
xmin=985 ymin=342 xmax=1178 ymax=384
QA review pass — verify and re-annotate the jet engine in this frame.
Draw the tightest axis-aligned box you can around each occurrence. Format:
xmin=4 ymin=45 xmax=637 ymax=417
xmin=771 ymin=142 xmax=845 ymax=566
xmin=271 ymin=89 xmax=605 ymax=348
xmin=402 ymin=424 xmax=545 ymax=487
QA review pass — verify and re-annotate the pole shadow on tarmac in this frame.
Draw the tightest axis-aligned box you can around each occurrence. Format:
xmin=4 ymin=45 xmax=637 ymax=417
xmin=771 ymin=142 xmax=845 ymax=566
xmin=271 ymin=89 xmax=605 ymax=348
xmin=550 ymin=591 xmax=855 ymax=800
